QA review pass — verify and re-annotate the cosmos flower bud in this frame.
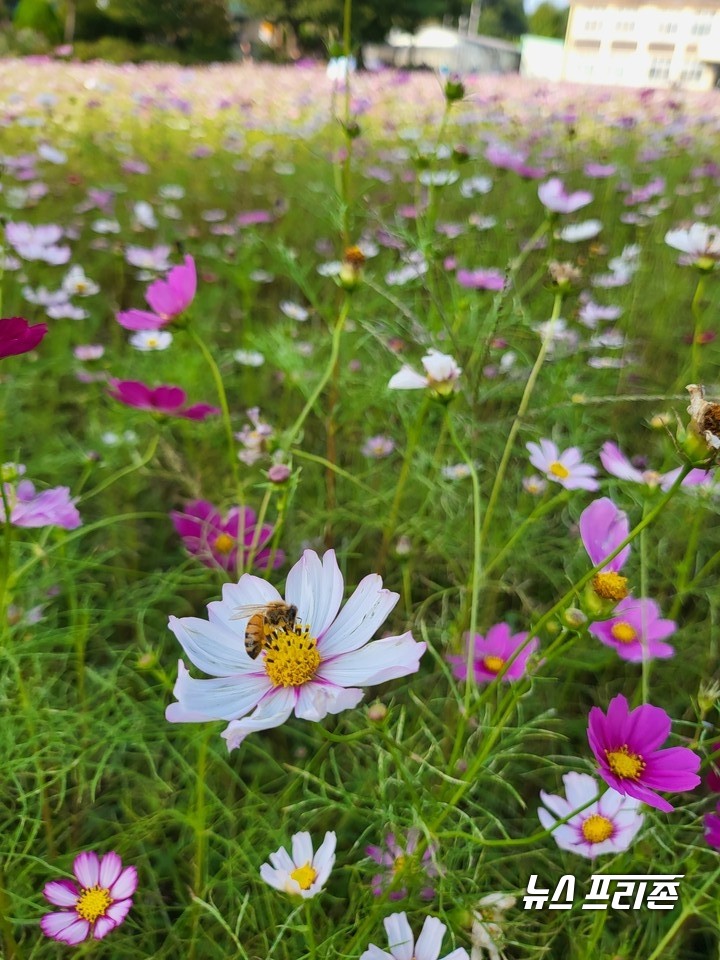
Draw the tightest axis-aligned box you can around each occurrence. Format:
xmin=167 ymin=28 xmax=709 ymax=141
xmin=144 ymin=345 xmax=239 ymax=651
xmin=268 ymin=463 xmax=291 ymax=484
xmin=698 ymin=679 xmax=720 ymax=716
xmin=444 ymin=75 xmax=465 ymax=103
xmin=339 ymin=245 xmax=365 ymax=291
xmin=343 ymin=120 xmax=361 ymax=140
xmin=563 ymin=607 xmax=587 ymax=629
xmin=367 ymin=702 xmax=388 ymax=722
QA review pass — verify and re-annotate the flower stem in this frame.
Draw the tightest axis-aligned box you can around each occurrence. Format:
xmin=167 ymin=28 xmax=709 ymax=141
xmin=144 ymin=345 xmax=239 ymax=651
xmin=690 ymin=272 xmax=707 ymax=383
xmin=303 ymin=899 xmax=317 ymax=960
xmin=481 ymin=290 xmax=563 ymax=550
xmin=376 ymin=395 xmax=430 ymax=574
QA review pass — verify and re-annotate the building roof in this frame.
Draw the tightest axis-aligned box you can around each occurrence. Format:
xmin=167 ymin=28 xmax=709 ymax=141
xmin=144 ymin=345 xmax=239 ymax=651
xmin=387 ymin=25 xmax=519 ymax=53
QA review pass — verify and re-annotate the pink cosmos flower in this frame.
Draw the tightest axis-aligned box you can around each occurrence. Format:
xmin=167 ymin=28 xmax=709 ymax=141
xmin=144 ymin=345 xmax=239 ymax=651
xmin=456 ymin=268 xmax=506 ymax=291
xmin=527 ymin=439 xmax=599 ymax=491
xmin=447 ymin=623 xmax=537 ymax=684
xmin=538 ymin=772 xmax=643 ymax=859
xmin=366 ymin=829 xmax=439 ymax=901
xmin=600 ymin=441 xmax=711 ymax=490
xmin=171 ymin=499 xmax=283 ymax=572
xmin=587 ymin=694 xmax=701 ymax=812
xmin=704 ymin=803 xmax=720 ymax=848
xmin=538 ymin=178 xmax=593 ymax=215
xmin=0 ymin=316 xmax=47 ymax=359
xmin=588 ymin=598 xmax=675 ymax=661
xmin=166 ymin=549 xmax=426 ymax=752
xmin=1 ymin=477 xmax=81 ymax=529
xmin=108 ymin=380 xmax=219 ymax=421
xmin=41 ymin=851 xmax=137 ymax=945
xmin=116 ymin=255 xmax=196 ymax=331
xmin=5 ymin=222 xmax=71 ymax=264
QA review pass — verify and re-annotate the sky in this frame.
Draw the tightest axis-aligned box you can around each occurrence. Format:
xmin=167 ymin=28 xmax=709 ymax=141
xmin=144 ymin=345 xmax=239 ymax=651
xmin=524 ymin=0 xmax=569 ymax=12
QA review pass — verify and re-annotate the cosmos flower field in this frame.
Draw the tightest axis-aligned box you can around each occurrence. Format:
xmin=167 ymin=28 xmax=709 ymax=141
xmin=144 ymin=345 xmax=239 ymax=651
xmin=3 ymin=54 xmax=720 ymax=958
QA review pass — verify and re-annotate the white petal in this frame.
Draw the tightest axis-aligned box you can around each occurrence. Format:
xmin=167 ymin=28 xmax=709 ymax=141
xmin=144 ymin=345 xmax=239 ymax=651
xmin=208 ymin=576 xmax=282 ymax=629
xmin=312 ymin=831 xmax=337 ymax=889
xmin=385 ymin=913 xmax=414 ymax=960
xmin=562 ymin=772 xmax=599 ymax=809
xmin=415 ymin=916 xmax=446 ymax=960
xmin=260 ymin=863 xmax=290 ymax=892
xmin=318 ymin=575 xmax=398 ymax=657
xmin=294 ymin=682 xmax=364 ymax=720
xmin=292 ymin=832 xmax=314 ymax=868
xmin=268 ymin=847 xmax=295 ymax=873
xmin=168 ymin=615 xmax=255 ymax=676
xmin=360 ymin=947 xmax=395 ymax=960
xmin=286 ymin=550 xmax=344 ymax=638
xmin=441 ymin=950 xmax=470 ymax=960
xmin=221 ymin=687 xmax=296 ymax=751
xmin=388 ymin=367 xmax=428 ymax=389
xmin=318 ymin=633 xmax=425 ymax=686
xmin=165 ymin=659 xmax=271 ymax=722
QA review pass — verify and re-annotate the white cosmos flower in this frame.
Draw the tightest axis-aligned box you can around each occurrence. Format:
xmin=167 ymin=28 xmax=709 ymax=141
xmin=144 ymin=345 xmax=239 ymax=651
xmin=280 ymin=300 xmax=309 ymax=322
xmin=418 ymin=170 xmax=460 ymax=187
xmin=665 ymin=222 xmax=720 ymax=264
xmin=361 ymin=912 xmax=469 ymax=960
xmin=558 ymin=220 xmax=603 ymax=243
xmin=260 ymin=831 xmax=336 ymax=899
xmin=133 ymin=201 xmax=158 ymax=230
xmin=129 ymin=330 xmax=173 ymax=351
xmin=388 ymin=349 xmax=462 ymax=396
xmin=234 ymin=349 xmax=265 ymax=367
xmin=62 ymin=265 xmax=99 ymax=297
xmin=166 ymin=549 xmax=425 ymax=752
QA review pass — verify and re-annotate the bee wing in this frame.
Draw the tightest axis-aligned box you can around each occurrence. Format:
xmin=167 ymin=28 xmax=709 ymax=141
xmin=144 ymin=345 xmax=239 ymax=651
xmin=230 ymin=603 xmax=267 ymax=621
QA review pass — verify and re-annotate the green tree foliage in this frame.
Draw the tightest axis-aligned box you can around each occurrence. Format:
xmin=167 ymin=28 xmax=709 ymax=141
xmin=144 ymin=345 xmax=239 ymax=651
xmin=102 ymin=0 xmax=233 ymax=60
xmin=13 ymin=0 xmax=62 ymax=42
xmin=527 ymin=1 xmax=569 ymax=38
xmin=475 ymin=0 xmax=527 ymax=39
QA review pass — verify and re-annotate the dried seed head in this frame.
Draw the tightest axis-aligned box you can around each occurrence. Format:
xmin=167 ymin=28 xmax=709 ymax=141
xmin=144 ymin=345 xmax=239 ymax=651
xmin=687 ymin=383 xmax=720 ymax=456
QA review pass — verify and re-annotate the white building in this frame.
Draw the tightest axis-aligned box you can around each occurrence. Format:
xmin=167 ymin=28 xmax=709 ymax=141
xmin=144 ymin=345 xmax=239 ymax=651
xmin=364 ymin=25 xmax=520 ymax=75
xmin=562 ymin=0 xmax=720 ymax=89
xmin=520 ymin=34 xmax=565 ymax=80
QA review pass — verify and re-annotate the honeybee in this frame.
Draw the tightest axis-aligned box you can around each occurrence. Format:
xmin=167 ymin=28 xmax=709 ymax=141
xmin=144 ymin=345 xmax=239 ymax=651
xmin=231 ymin=601 xmax=299 ymax=659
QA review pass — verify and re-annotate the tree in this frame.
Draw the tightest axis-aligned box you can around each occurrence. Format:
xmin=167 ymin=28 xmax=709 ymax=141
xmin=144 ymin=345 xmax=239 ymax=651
xmin=102 ymin=0 xmax=233 ymax=58
xmin=475 ymin=0 xmax=527 ymax=39
xmin=528 ymin=1 xmax=569 ymax=39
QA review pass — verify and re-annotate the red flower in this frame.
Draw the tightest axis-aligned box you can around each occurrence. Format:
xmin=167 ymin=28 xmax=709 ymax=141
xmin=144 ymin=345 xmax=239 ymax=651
xmin=0 ymin=316 xmax=48 ymax=359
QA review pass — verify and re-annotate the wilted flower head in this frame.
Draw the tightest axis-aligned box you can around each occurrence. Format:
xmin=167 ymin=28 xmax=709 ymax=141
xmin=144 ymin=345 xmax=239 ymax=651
xmin=538 ymin=772 xmax=643 ymax=860
xmin=471 ymin=893 xmax=516 ymax=960
xmin=587 ymin=694 xmax=701 ymax=812
xmin=388 ymin=349 xmax=461 ymax=398
xmin=366 ymin=828 xmax=439 ymax=901
xmin=41 ymin=851 xmax=137 ymax=945
xmin=687 ymin=384 xmax=720 ymax=458
xmin=340 ymin=245 xmax=366 ymax=290
xmin=260 ymin=831 xmax=336 ymax=899
xmin=548 ymin=259 xmax=582 ymax=290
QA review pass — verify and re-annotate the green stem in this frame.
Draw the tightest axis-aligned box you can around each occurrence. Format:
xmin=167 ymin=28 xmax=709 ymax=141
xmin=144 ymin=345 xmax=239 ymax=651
xmin=690 ymin=272 xmax=707 ymax=383
xmin=0 ymin=865 xmax=19 ymax=960
xmin=481 ymin=290 xmax=563 ymax=549
xmin=668 ymin=504 xmax=704 ymax=620
xmin=644 ymin=864 xmax=720 ymax=960
xmin=244 ymin=486 xmax=272 ymax=573
xmin=376 ymin=395 xmax=430 ymax=573
xmin=484 ymin=489 xmax=569 ymax=578
xmin=303 ymin=898 xmax=317 ymax=960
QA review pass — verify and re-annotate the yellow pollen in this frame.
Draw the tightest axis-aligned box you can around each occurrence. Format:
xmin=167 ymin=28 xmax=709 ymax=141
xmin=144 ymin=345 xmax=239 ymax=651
xmin=75 ymin=886 xmax=112 ymax=923
xmin=146 ymin=336 xmax=159 ymax=347
xmin=264 ymin=624 xmax=320 ymax=687
xmin=290 ymin=862 xmax=317 ymax=891
xmin=393 ymin=855 xmax=407 ymax=875
xmin=582 ymin=814 xmax=614 ymax=844
xmin=214 ymin=533 xmax=235 ymax=555
xmin=592 ymin=572 xmax=629 ymax=601
xmin=482 ymin=655 xmax=505 ymax=674
xmin=549 ymin=461 xmax=570 ymax=479
xmin=606 ymin=745 xmax=646 ymax=780
xmin=611 ymin=621 xmax=637 ymax=644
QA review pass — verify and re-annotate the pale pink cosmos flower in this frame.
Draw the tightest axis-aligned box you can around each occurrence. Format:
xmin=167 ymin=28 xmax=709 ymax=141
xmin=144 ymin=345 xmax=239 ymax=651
xmin=166 ymin=549 xmax=425 ymax=752
xmin=538 ymin=772 xmax=643 ymax=860
xmin=360 ymin=912 xmax=469 ymax=960
xmin=366 ymin=828 xmax=439 ymax=901
xmin=6 ymin=222 xmax=71 ymax=264
xmin=388 ymin=349 xmax=461 ymax=397
xmin=1 ymin=475 xmax=80 ymax=529
xmin=600 ymin=441 xmax=711 ymax=490
xmin=447 ymin=624 xmax=537 ymax=684
xmin=260 ymin=831 xmax=336 ymax=899
xmin=41 ymin=851 xmax=137 ymax=945
xmin=538 ymin=178 xmax=593 ymax=215
xmin=665 ymin=222 xmax=720 ymax=268
xmin=526 ymin=439 xmax=599 ymax=491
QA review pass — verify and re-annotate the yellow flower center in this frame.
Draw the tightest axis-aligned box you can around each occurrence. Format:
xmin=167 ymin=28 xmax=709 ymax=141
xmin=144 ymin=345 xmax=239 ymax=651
xmin=290 ymin=862 xmax=317 ymax=891
xmin=146 ymin=336 xmax=159 ymax=347
xmin=263 ymin=624 xmax=320 ymax=687
xmin=592 ymin=572 xmax=629 ymax=601
xmin=610 ymin=621 xmax=637 ymax=644
xmin=393 ymin=855 xmax=407 ymax=875
xmin=75 ymin=886 xmax=112 ymax=923
xmin=482 ymin=655 xmax=505 ymax=674
xmin=549 ymin=461 xmax=570 ymax=479
xmin=214 ymin=533 xmax=235 ymax=555
xmin=606 ymin=745 xmax=645 ymax=780
xmin=581 ymin=814 xmax=614 ymax=844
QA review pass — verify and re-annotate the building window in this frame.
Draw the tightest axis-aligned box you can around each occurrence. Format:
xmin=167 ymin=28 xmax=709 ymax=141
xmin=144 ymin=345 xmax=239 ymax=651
xmin=691 ymin=18 xmax=712 ymax=36
xmin=649 ymin=57 xmax=672 ymax=79
xmin=680 ymin=62 xmax=704 ymax=82
xmin=616 ymin=18 xmax=635 ymax=31
xmin=659 ymin=21 xmax=678 ymax=34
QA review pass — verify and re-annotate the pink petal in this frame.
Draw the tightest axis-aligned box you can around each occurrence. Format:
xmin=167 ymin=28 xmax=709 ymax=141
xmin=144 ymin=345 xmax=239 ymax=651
xmin=73 ymin=851 xmax=100 ymax=888
xmin=106 ymin=896 xmax=134 ymax=925
xmin=93 ymin=916 xmax=117 ymax=940
xmin=43 ymin=879 xmax=79 ymax=907
xmin=99 ymin=851 xmax=123 ymax=889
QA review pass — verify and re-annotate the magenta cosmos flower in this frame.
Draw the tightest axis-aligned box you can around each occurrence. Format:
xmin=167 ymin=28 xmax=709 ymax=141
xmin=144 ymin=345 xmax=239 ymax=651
xmin=41 ymin=851 xmax=137 ymax=945
xmin=600 ymin=441 xmax=711 ymax=490
xmin=579 ymin=497 xmax=630 ymax=602
xmin=0 ymin=316 xmax=47 ymax=359
xmin=166 ymin=549 xmax=426 ymax=751
xmin=587 ymin=694 xmax=701 ymax=812
xmin=171 ymin=499 xmax=283 ymax=572
xmin=527 ymin=439 xmax=599 ymax=491
xmin=538 ymin=772 xmax=644 ymax=860
xmin=108 ymin=380 xmax=219 ymax=420
xmin=116 ymin=254 xmax=196 ymax=330
xmin=538 ymin=178 xmax=593 ymax=215
xmin=456 ymin=268 xmax=506 ymax=291
xmin=447 ymin=623 xmax=537 ymax=684
xmin=366 ymin=828 xmax=439 ymax=901
xmin=589 ymin=598 xmax=675 ymax=662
